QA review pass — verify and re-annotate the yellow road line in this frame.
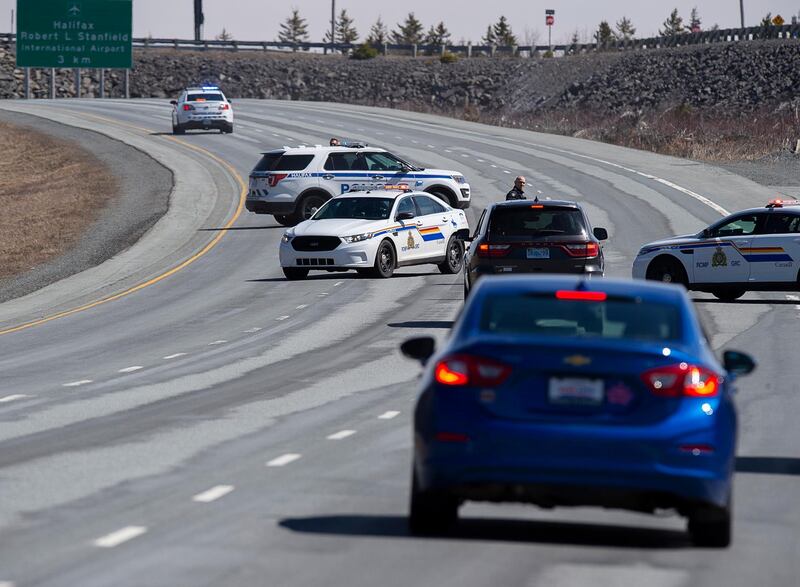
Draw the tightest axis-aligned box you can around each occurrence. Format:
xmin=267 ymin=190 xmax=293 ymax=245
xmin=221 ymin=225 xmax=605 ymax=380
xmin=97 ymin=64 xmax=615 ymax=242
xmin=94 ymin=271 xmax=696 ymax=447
xmin=0 ymin=113 xmax=246 ymax=337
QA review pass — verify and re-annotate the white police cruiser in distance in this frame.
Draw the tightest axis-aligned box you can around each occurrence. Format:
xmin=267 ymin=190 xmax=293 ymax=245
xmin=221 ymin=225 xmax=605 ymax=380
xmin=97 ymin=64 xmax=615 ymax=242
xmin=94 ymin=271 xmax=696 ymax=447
xmin=279 ymin=185 xmax=470 ymax=280
xmin=247 ymin=144 xmax=471 ymax=226
xmin=633 ymin=199 xmax=800 ymax=301
xmin=170 ymin=86 xmax=234 ymax=134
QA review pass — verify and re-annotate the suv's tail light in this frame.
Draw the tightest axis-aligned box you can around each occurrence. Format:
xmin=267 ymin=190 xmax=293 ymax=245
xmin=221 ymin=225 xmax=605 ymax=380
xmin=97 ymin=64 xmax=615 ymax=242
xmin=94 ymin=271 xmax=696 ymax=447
xmin=182 ymin=104 xmax=195 ymax=111
xmin=563 ymin=242 xmax=600 ymax=258
xmin=642 ymin=363 xmax=720 ymax=398
xmin=477 ymin=243 xmax=512 ymax=258
xmin=268 ymin=174 xmax=288 ymax=187
xmin=434 ymin=355 xmax=512 ymax=387
xmin=220 ymin=103 xmax=230 ymax=110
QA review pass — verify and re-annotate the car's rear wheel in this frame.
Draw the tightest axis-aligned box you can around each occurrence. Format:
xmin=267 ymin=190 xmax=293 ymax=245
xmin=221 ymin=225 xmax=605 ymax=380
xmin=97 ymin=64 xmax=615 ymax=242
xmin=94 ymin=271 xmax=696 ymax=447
xmin=293 ymin=193 xmax=328 ymax=224
xmin=711 ymin=287 xmax=746 ymax=302
xmin=438 ymin=236 xmax=464 ymax=274
xmin=282 ymin=267 xmax=309 ymax=281
xmin=274 ymin=215 xmax=295 ymax=227
xmin=688 ymin=502 xmax=732 ymax=547
xmin=370 ymin=240 xmax=396 ymax=278
xmin=223 ymin=123 xmax=234 ymax=134
xmin=646 ymin=256 xmax=688 ymax=287
xmin=408 ymin=468 xmax=458 ymax=536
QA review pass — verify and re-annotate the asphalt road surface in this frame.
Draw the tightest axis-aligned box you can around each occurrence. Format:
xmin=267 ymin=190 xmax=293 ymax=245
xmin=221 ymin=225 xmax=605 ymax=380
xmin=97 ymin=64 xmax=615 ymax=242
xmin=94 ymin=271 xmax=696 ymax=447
xmin=0 ymin=100 xmax=797 ymax=587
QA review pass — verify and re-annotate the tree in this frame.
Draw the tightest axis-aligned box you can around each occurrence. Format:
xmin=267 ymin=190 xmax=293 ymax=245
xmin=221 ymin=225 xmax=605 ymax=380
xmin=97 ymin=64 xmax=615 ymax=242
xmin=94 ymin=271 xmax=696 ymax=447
xmin=595 ymin=21 xmax=615 ymax=45
xmin=689 ymin=7 xmax=702 ymax=32
xmin=425 ymin=22 xmax=451 ymax=49
xmin=215 ymin=27 xmax=233 ymax=42
xmin=391 ymin=12 xmax=424 ymax=45
xmin=278 ymin=9 xmax=309 ymax=49
xmin=615 ymin=17 xmax=636 ymax=40
xmin=324 ymin=9 xmax=358 ymax=45
xmin=760 ymin=13 xmax=773 ymax=27
xmin=492 ymin=16 xmax=518 ymax=47
xmin=660 ymin=8 xmax=685 ymax=36
xmin=366 ymin=17 xmax=388 ymax=46
xmin=481 ymin=25 xmax=496 ymax=45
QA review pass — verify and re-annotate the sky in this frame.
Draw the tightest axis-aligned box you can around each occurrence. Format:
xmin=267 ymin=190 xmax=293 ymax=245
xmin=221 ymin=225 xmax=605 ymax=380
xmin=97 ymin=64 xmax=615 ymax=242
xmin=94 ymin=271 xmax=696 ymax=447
xmin=2 ymin=1 xmax=798 ymax=44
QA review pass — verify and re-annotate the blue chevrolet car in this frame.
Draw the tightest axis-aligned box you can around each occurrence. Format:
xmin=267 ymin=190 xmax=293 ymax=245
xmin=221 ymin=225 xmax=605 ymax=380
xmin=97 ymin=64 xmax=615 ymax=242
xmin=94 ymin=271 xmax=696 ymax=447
xmin=401 ymin=276 xmax=755 ymax=547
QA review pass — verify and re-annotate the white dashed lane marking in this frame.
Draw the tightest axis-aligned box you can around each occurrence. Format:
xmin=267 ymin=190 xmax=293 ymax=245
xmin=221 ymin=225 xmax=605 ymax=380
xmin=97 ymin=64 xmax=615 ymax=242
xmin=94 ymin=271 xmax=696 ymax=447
xmin=491 ymin=164 xmax=498 ymax=168
xmin=208 ymin=340 xmax=227 ymax=346
xmin=93 ymin=526 xmax=147 ymax=548
xmin=334 ymin=281 xmax=344 ymax=287
xmin=63 ymin=380 xmax=93 ymax=387
xmin=118 ymin=366 xmax=144 ymax=374
xmin=378 ymin=411 xmax=400 ymax=420
xmin=163 ymin=353 xmax=187 ymax=360
xmin=192 ymin=485 xmax=235 ymax=503
xmin=243 ymin=327 xmax=262 ymax=333
xmin=0 ymin=395 xmax=29 ymax=403
xmin=327 ymin=430 xmax=357 ymax=440
xmin=296 ymin=304 xmax=308 ymax=310
xmin=276 ymin=315 xmax=290 ymax=321
xmin=318 ymin=293 xmax=329 ymax=297
xmin=267 ymin=453 xmax=302 ymax=467
xmin=427 ymin=144 xmax=436 ymax=149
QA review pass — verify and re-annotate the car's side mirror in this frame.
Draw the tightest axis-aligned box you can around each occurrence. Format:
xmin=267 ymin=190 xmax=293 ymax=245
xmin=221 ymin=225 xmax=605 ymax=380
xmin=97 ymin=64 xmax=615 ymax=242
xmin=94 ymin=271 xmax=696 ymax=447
xmin=723 ymin=350 xmax=756 ymax=377
xmin=701 ymin=228 xmax=712 ymax=238
xmin=170 ymin=100 xmax=178 ymax=106
xmin=396 ymin=211 xmax=415 ymax=221
xmin=593 ymin=227 xmax=608 ymax=241
xmin=400 ymin=337 xmax=436 ymax=364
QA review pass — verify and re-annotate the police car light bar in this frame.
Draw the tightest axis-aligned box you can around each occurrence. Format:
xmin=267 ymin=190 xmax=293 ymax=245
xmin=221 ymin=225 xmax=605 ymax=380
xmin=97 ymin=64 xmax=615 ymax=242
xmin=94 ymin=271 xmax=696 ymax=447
xmin=384 ymin=184 xmax=411 ymax=191
xmin=767 ymin=199 xmax=800 ymax=208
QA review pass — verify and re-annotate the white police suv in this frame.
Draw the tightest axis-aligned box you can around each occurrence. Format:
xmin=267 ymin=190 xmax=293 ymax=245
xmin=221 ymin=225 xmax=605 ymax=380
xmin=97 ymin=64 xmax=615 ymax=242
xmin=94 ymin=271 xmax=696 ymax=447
xmin=170 ymin=86 xmax=234 ymax=134
xmin=633 ymin=199 xmax=800 ymax=300
xmin=279 ymin=185 xmax=470 ymax=280
xmin=247 ymin=144 xmax=471 ymax=226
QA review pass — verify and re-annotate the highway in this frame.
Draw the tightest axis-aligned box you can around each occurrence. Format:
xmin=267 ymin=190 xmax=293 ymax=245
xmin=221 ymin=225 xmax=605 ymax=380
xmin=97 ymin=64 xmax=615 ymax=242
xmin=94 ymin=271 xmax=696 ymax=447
xmin=0 ymin=99 xmax=797 ymax=587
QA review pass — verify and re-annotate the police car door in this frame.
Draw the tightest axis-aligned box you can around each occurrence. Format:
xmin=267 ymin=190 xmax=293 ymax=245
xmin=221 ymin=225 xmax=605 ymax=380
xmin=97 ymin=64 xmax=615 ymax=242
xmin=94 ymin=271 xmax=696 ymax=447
xmin=364 ymin=152 xmax=413 ymax=187
xmin=413 ymin=195 xmax=451 ymax=259
xmin=749 ymin=211 xmax=800 ymax=282
xmin=393 ymin=195 xmax=424 ymax=262
xmin=322 ymin=152 xmax=358 ymax=196
xmin=693 ymin=213 xmax=759 ymax=284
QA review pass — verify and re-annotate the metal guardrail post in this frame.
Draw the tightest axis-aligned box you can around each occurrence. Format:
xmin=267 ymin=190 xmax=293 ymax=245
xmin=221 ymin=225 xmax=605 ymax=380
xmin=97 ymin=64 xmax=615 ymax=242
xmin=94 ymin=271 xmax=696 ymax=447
xmin=50 ymin=68 xmax=55 ymax=99
xmin=74 ymin=68 xmax=80 ymax=98
xmin=383 ymin=42 xmax=388 ymax=56
xmin=467 ymin=42 xmax=472 ymax=58
xmin=412 ymin=44 xmax=417 ymax=58
xmin=23 ymin=67 xmax=30 ymax=99
xmin=99 ymin=69 xmax=105 ymax=99
xmin=124 ymin=69 xmax=130 ymax=99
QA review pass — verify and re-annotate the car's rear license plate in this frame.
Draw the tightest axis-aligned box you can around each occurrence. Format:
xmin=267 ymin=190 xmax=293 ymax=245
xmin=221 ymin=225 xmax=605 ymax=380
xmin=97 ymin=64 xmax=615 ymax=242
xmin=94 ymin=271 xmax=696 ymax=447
xmin=548 ymin=378 xmax=604 ymax=406
xmin=527 ymin=247 xmax=550 ymax=259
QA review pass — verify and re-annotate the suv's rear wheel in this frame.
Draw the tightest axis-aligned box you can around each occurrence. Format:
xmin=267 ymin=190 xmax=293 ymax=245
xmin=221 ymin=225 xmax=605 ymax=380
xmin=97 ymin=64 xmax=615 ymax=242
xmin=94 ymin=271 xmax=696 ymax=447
xmin=438 ymin=236 xmax=464 ymax=274
xmin=370 ymin=240 xmax=396 ymax=278
xmin=293 ymin=193 xmax=328 ymax=224
xmin=274 ymin=215 xmax=294 ymax=227
xmin=428 ymin=189 xmax=455 ymax=208
xmin=646 ymin=256 xmax=688 ymax=287
xmin=711 ymin=287 xmax=746 ymax=302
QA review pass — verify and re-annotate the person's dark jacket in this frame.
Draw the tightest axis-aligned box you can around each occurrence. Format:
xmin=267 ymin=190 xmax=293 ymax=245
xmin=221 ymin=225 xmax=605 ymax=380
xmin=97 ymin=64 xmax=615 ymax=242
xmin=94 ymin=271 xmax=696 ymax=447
xmin=506 ymin=187 xmax=526 ymax=200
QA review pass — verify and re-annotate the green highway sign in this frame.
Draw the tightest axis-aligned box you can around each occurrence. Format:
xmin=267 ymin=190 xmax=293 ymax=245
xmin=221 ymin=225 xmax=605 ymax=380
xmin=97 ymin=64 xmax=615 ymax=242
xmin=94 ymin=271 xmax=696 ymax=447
xmin=16 ymin=0 xmax=132 ymax=68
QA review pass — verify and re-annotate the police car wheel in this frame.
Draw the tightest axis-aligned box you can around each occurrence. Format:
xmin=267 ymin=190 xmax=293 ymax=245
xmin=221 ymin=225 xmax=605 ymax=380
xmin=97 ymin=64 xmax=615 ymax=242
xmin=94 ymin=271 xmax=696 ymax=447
xmin=356 ymin=269 xmax=372 ymax=277
xmin=274 ymin=215 xmax=295 ymax=227
xmin=370 ymin=240 xmax=396 ymax=278
xmin=711 ymin=287 xmax=746 ymax=302
xmin=646 ymin=257 xmax=687 ymax=287
xmin=282 ymin=267 xmax=309 ymax=281
xmin=438 ymin=236 xmax=464 ymax=274
xmin=173 ymin=124 xmax=185 ymax=135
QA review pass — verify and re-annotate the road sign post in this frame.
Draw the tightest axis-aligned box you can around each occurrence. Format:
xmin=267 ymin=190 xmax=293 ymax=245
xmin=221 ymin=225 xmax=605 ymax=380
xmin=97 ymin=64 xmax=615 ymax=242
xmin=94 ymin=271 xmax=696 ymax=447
xmin=545 ymin=9 xmax=555 ymax=54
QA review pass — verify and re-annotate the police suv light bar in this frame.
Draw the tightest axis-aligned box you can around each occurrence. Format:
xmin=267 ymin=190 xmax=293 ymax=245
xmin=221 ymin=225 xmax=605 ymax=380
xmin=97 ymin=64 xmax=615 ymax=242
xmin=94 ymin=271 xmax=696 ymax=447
xmin=767 ymin=199 xmax=800 ymax=208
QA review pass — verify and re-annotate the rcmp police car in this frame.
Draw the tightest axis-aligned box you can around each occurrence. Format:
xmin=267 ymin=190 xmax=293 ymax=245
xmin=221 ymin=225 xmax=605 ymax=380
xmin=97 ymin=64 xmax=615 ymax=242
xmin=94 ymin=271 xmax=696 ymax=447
xmin=247 ymin=144 xmax=471 ymax=226
xmin=633 ymin=199 xmax=800 ymax=300
xmin=170 ymin=86 xmax=234 ymax=135
xmin=279 ymin=185 xmax=470 ymax=280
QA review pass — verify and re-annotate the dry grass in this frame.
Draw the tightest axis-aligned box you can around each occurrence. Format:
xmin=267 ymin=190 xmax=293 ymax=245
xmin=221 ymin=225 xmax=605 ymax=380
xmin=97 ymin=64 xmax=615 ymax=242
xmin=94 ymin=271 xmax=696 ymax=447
xmin=0 ymin=122 xmax=116 ymax=279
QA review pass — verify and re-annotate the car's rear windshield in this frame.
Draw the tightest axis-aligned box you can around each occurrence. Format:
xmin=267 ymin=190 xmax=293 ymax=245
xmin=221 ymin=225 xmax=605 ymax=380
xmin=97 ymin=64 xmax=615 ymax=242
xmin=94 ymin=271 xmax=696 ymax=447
xmin=187 ymin=93 xmax=224 ymax=102
xmin=489 ymin=207 xmax=586 ymax=239
xmin=479 ymin=293 xmax=683 ymax=342
xmin=314 ymin=197 xmax=394 ymax=221
xmin=252 ymin=153 xmax=314 ymax=172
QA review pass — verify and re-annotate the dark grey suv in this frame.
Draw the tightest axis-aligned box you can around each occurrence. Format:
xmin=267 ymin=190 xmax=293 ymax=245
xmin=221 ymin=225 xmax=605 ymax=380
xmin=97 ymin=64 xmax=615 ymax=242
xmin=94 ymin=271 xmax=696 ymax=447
xmin=463 ymin=200 xmax=608 ymax=297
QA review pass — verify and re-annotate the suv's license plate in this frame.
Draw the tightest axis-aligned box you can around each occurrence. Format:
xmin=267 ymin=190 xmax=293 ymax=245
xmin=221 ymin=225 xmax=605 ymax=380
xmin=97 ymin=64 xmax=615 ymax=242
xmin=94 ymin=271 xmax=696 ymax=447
xmin=548 ymin=378 xmax=604 ymax=406
xmin=527 ymin=248 xmax=550 ymax=259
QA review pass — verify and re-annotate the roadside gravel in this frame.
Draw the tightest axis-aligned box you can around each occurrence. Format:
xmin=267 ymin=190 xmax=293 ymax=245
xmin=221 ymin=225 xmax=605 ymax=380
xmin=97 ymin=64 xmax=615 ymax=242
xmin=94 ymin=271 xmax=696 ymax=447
xmin=0 ymin=111 xmax=172 ymax=302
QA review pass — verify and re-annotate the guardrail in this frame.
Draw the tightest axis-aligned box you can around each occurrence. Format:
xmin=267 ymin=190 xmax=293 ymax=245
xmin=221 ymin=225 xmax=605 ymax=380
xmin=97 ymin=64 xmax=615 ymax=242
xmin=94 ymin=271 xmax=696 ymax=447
xmin=3 ymin=23 xmax=799 ymax=58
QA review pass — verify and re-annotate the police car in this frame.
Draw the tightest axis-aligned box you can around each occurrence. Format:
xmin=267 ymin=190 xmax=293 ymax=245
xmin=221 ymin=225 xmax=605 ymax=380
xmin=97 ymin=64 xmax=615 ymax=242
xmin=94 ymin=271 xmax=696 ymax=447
xmin=170 ymin=86 xmax=234 ymax=134
xmin=633 ymin=199 xmax=800 ymax=300
xmin=279 ymin=185 xmax=470 ymax=280
xmin=247 ymin=144 xmax=471 ymax=226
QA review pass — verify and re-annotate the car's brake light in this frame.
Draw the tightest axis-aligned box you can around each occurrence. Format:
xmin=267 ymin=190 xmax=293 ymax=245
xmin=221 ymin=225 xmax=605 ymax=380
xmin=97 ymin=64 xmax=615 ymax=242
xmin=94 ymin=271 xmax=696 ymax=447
xmin=434 ymin=355 xmax=512 ymax=387
xmin=555 ymin=290 xmax=608 ymax=301
xmin=182 ymin=104 xmax=194 ymax=111
xmin=477 ymin=243 xmax=512 ymax=258
xmin=268 ymin=174 xmax=288 ymax=187
xmin=220 ymin=103 xmax=230 ymax=110
xmin=642 ymin=363 xmax=720 ymax=398
xmin=563 ymin=242 xmax=600 ymax=258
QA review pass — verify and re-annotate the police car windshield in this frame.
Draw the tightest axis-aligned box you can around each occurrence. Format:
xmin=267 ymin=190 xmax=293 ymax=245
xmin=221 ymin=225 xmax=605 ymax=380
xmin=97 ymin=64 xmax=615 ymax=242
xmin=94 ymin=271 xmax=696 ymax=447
xmin=314 ymin=197 xmax=394 ymax=221
xmin=187 ymin=93 xmax=224 ymax=101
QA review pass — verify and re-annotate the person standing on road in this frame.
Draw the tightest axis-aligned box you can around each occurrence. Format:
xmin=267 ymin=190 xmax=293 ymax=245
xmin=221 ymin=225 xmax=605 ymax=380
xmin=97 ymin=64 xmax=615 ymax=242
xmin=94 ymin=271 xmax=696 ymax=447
xmin=506 ymin=176 xmax=527 ymax=200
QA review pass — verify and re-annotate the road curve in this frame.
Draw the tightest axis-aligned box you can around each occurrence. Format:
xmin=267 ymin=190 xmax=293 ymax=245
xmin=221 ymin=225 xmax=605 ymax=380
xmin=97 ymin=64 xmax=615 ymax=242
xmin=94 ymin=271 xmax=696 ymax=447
xmin=0 ymin=99 xmax=797 ymax=587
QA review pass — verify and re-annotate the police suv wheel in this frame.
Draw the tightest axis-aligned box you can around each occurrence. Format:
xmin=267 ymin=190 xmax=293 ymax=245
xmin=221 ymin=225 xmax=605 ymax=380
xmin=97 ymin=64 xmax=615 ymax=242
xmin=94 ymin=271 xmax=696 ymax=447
xmin=295 ymin=193 xmax=328 ymax=224
xmin=439 ymin=236 xmax=464 ymax=275
xmin=370 ymin=240 xmax=396 ymax=278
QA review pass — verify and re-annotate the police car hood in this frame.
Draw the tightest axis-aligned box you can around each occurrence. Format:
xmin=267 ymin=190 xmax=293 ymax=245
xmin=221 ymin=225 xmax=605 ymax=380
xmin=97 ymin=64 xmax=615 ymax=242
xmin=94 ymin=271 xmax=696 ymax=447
xmin=641 ymin=234 xmax=700 ymax=251
xmin=293 ymin=218 xmax=387 ymax=236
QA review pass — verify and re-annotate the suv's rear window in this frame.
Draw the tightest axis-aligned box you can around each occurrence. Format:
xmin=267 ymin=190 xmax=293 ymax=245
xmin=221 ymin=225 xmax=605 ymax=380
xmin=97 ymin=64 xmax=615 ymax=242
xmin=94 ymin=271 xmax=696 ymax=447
xmin=479 ymin=293 xmax=682 ymax=342
xmin=187 ymin=93 xmax=224 ymax=101
xmin=489 ymin=207 xmax=586 ymax=239
xmin=253 ymin=153 xmax=314 ymax=172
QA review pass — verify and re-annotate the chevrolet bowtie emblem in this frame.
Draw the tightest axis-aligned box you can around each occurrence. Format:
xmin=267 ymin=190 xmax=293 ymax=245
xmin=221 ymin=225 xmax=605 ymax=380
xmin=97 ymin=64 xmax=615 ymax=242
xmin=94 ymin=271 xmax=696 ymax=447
xmin=564 ymin=355 xmax=592 ymax=367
